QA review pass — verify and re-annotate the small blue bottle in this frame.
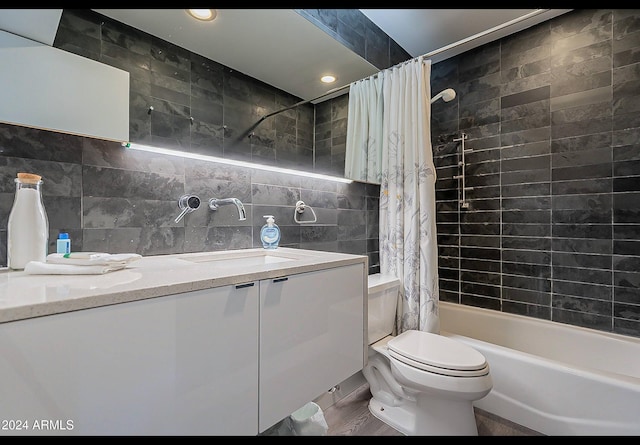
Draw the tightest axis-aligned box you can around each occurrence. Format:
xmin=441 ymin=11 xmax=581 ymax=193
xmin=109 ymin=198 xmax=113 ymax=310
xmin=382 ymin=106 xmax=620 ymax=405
xmin=260 ymin=215 xmax=280 ymax=249
xmin=57 ymin=232 xmax=71 ymax=254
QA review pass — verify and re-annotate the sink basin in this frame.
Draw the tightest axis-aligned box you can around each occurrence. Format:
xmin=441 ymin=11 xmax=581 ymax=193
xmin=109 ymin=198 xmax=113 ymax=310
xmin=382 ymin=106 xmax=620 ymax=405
xmin=178 ymin=250 xmax=297 ymax=269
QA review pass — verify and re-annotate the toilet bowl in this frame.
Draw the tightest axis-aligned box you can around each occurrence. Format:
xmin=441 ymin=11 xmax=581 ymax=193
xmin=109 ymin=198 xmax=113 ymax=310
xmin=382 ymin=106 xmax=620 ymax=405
xmin=363 ymin=274 xmax=493 ymax=436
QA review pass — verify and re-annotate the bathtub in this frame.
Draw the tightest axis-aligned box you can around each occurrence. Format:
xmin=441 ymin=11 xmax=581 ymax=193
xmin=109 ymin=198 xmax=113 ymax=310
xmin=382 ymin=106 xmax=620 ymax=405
xmin=438 ymin=301 xmax=640 ymax=436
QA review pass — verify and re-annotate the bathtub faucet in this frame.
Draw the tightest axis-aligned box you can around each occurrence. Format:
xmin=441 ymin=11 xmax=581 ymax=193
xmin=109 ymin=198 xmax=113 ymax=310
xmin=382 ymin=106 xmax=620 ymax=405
xmin=208 ymin=197 xmax=247 ymax=221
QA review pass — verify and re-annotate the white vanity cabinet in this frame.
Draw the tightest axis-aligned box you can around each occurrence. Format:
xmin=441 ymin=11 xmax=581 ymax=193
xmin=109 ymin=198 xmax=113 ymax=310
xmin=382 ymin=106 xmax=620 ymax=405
xmin=0 ymin=283 xmax=259 ymax=436
xmin=0 ymin=249 xmax=367 ymax=436
xmin=258 ymin=263 xmax=366 ymax=432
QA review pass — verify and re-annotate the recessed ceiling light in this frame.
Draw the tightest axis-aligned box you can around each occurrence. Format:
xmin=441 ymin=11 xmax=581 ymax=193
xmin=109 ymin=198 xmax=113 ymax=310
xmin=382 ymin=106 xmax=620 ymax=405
xmin=186 ymin=9 xmax=217 ymax=21
xmin=321 ymin=75 xmax=336 ymax=83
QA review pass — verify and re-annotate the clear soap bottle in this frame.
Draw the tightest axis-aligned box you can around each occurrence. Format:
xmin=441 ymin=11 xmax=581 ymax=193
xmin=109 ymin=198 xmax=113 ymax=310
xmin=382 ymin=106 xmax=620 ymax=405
xmin=260 ymin=215 xmax=281 ymax=249
xmin=7 ymin=172 xmax=49 ymax=269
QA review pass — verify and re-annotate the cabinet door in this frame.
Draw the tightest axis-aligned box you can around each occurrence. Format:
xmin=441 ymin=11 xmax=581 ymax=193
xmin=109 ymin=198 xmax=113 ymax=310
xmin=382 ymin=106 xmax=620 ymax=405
xmin=259 ymin=264 xmax=365 ymax=432
xmin=0 ymin=284 xmax=259 ymax=435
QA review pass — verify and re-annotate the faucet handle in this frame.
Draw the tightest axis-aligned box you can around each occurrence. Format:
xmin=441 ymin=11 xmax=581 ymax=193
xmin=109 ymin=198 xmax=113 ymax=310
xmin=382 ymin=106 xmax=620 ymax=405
xmin=175 ymin=194 xmax=201 ymax=223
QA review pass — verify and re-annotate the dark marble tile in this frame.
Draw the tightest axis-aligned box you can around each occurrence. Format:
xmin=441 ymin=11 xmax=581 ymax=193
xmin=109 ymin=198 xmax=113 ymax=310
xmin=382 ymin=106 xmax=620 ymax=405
xmin=83 ymin=227 xmax=184 ymax=256
xmin=613 ymin=176 xmax=640 ymax=192
xmin=456 ymin=235 xmax=500 ymax=248
xmin=502 ymin=262 xmax=551 ymax=279
xmin=502 ymin=274 xmax=551 ymax=293
xmin=553 ymin=251 xmax=612 ymax=269
xmin=250 ymin=205 xmax=297 ymax=229
xmin=552 ymin=161 xmax=612 ymax=182
xmin=460 ymin=222 xmax=500 ymax=236
xmin=613 ymin=192 xmax=640 ymax=223
xmin=502 ymin=249 xmax=550 ymax=265
xmin=553 ymin=193 xmax=612 ymax=210
xmin=439 ymin=267 xmax=459 ymax=281
xmin=552 ymin=237 xmax=612 ymax=255
xmin=461 ymin=281 xmax=501 ymax=298
xmin=613 ymin=317 xmax=640 ymax=337
xmin=251 ymin=183 xmax=300 ymax=207
xmin=502 ymin=236 xmax=551 ymax=251
xmin=83 ymin=197 xmax=178 ymax=229
xmin=83 ymin=165 xmax=184 ymax=200
xmin=0 ymin=124 xmax=84 ymax=164
xmin=503 ymin=287 xmax=551 ymax=305
xmin=364 ymin=20 xmax=388 ymax=69
xmin=554 ymin=280 xmax=612 ymax=300
xmin=501 ymin=182 xmax=550 ymax=198
xmin=552 ymin=178 xmax=611 ymax=195
xmin=615 ymin=285 xmax=640 ymax=304
xmin=456 ymin=255 xmax=501 ymax=273
xmin=553 ymin=265 xmax=612 ymax=285
xmin=45 ymin=196 xmax=82 ymax=231
xmin=552 ymin=223 xmax=612 ymax=239
xmin=502 ymin=196 xmax=550 ymax=210
xmin=460 ymin=267 xmax=501 ymax=283
xmin=185 ymin=226 xmax=252 ymax=252
xmin=298 ymin=226 xmax=338 ymax=244
xmin=613 ymin=255 xmax=640 ymax=272
xmin=337 ymin=239 xmax=367 ymax=255
xmin=501 ymin=169 xmax=551 ymax=185
xmin=501 ymin=85 xmax=550 ymax=109
xmin=460 ymin=294 xmax=501 ymax=311
xmin=614 ymin=271 xmax=640 ymax=290
xmin=552 ymin=295 xmax=611 ymax=316
xmin=502 ymin=223 xmax=550 ymax=237
xmin=502 ymin=210 xmax=550 ymax=224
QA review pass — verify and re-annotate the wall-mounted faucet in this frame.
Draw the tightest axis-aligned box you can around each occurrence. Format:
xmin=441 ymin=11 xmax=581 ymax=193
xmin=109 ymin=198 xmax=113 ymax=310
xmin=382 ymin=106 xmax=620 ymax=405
xmin=208 ymin=197 xmax=247 ymax=221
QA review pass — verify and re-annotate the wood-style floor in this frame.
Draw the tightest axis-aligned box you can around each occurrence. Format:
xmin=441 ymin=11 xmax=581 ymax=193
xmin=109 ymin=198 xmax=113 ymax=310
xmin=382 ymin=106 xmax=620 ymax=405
xmin=322 ymin=382 xmax=544 ymax=436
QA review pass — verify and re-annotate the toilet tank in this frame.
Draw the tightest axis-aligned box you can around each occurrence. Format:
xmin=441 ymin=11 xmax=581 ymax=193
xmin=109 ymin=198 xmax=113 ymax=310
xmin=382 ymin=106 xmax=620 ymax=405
xmin=367 ymin=273 xmax=400 ymax=345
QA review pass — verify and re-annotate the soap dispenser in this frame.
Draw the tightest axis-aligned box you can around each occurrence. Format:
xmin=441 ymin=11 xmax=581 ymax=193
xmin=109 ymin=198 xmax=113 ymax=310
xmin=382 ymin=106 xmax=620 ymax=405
xmin=260 ymin=215 xmax=281 ymax=249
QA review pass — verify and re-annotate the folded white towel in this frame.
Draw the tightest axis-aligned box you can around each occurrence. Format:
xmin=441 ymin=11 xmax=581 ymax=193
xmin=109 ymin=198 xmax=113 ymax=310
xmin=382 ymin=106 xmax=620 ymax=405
xmin=46 ymin=252 xmax=142 ymax=266
xmin=24 ymin=261 xmax=128 ymax=275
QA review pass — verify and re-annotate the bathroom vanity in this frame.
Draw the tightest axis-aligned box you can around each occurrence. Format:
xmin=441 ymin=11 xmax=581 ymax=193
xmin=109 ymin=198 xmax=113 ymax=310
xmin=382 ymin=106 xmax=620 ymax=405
xmin=0 ymin=248 xmax=367 ymax=435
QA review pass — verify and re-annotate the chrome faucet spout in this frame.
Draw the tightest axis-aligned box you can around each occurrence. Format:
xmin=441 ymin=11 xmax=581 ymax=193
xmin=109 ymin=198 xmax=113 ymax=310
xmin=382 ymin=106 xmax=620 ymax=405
xmin=208 ymin=197 xmax=247 ymax=221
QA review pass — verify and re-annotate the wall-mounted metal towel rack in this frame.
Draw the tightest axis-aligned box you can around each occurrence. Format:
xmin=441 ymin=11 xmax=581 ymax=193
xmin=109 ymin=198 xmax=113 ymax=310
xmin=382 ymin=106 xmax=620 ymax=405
xmin=294 ymin=200 xmax=317 ymax=224
xmin=452 ymin=133 xmax=473 ymax=209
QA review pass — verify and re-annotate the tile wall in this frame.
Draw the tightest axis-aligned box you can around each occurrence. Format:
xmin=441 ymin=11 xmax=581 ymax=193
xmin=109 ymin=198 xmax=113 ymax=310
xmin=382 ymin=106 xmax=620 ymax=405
xmin=0 ymin=9 xmax=383 ymax=274
xmin=431 ymin=9 xmax=640 ymax=338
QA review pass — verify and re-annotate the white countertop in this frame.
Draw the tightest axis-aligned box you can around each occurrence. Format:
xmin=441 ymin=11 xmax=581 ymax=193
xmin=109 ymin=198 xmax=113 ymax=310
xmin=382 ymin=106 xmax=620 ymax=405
xmin=0 ymin=248 xmax=367 ymax=324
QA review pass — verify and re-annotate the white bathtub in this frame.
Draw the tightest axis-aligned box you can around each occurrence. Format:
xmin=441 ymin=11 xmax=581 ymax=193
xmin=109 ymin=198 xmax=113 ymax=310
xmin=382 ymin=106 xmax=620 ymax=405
xmin=439 ymin=301 xmax=640 ymax=436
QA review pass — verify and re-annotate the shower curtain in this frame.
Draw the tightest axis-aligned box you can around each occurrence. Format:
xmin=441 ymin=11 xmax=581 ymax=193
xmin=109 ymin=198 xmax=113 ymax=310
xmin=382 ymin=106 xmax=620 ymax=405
xmin=346 ymin=56 xmax=440 ymax=334
xmin=344 ymin=73 xmax=385 ymax=183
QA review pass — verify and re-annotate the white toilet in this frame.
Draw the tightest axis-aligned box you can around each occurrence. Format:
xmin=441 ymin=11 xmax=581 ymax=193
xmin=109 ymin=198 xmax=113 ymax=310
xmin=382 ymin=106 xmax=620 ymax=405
xmin=363 ymin=274 xmax=493 ymax=436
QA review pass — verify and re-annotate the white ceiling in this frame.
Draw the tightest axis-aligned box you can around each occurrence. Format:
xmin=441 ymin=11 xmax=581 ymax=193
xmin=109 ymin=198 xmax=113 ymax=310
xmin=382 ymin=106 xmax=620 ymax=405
xmin=1 ymin=9 xmax=572 ymax=102
xmin=360 ymin=9 xmax=572 ymax=61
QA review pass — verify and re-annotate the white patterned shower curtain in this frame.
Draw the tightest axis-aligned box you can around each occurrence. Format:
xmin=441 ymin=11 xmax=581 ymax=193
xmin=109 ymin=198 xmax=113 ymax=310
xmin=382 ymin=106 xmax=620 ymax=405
xmin=346 ymin=56 xmax=440 ymax=334
xmin=344 ymin=73 xmax=385 ymax=183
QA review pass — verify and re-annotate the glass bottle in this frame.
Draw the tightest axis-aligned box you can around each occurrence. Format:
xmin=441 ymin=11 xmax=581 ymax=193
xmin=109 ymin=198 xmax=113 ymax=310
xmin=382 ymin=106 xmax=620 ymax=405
xmin=7 ymin=173 xmax=49 ymax=269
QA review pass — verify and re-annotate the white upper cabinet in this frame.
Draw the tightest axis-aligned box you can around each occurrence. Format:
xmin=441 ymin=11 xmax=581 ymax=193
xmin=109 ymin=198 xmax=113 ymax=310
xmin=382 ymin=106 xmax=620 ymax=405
xmin=0 ymin=30 xmax=129 ymax=142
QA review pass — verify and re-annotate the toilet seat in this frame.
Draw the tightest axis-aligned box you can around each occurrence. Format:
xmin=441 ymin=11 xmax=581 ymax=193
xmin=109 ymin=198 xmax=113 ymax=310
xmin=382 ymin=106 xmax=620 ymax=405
xmin=387 ymin=330 xmax=489 ymax=377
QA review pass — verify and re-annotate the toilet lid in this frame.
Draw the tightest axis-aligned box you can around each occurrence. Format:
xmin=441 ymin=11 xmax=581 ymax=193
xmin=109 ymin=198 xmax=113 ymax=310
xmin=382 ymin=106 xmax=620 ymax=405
xmin=387 ymin=330 xmax=488 ymax=376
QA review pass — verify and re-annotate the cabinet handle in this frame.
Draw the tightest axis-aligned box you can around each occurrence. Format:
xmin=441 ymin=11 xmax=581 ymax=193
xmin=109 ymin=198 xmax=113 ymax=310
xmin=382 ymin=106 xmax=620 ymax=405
xmin=273 ymin=277 xmax=288 ymax=283
xmin=235 ymin=282 xmax=255 ymax=289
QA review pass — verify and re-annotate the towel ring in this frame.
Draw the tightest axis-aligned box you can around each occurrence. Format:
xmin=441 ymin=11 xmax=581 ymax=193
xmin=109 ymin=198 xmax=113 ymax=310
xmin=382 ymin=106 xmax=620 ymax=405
xmin=294 ymin=200 xmax=317 ymax=224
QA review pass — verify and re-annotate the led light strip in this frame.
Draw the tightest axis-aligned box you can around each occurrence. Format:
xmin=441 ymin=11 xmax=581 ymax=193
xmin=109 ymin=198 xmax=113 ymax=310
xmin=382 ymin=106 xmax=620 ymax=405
xmin=122 ymin=142 xmax=353 ymax=184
